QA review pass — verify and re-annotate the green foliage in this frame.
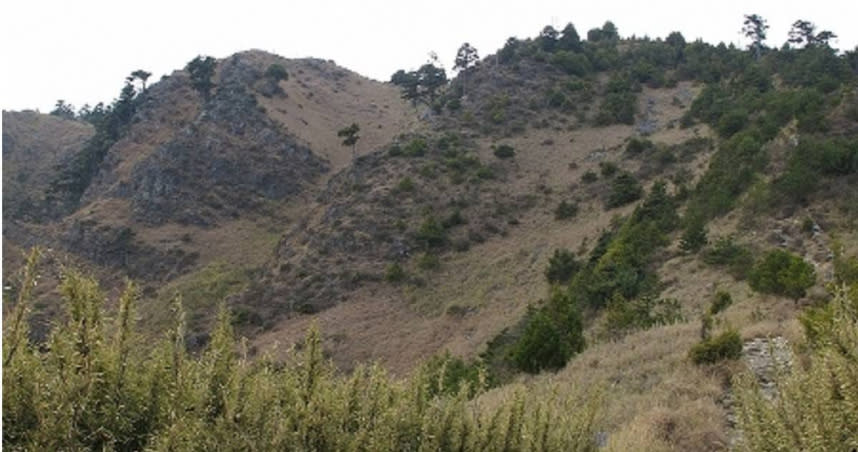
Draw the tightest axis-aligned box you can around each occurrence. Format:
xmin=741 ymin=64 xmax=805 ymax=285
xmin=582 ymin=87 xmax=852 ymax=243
xmin=545 ymin=249 xmax=581 ymax=284
xmin=735 ymin=288 xmax=858 ymax=451
xmin=390 ymin=62 xmax=447 ymax=106
xmin=595 ymin=74 xmax=637 ymax=125
xmin=265 ymin=63 xmax=289 ymax=81
xmin=50 ymin=99 xmax=76 ymax=120
xmin=419 ymin=351 xmax=485 ymax=398
xmin=186 ymin=55 xmax=217 ymax=98
xmin=606 ymin=172 xmax=643 ymax=208
xmin=702 ymin=236 xmax=755 ymax=279
xmin=337 ymin=123 xmax=360 ymax=156
xmin=493 ymin=144 xmax=515 ymax=159
xmin=416 ymin=216 xmax=447 ymax=248
xmin=775 ymin=136 xmax=858 ymax=204
xmin=417 ymin=252 xmax=440 ymax=271
xmin=689 ymin=329 xmax=742 ymax=365
xmin=581 ymin=170 xmax=598 ymax=183
xmin=554 ymin=200 xmax=579 ymax=220
xmin=441 ymin=209 xmax=466 ymax=229
xmin=709 ymin=290 xmax=733 ymax=315
xmin=404 ymin=137 xmax=428 ymax=157
xmin=3 ymin=264 xmax=602 ymax=451
xmin=679 ymin=216 xmax=708 ymax=253
xmin=512 ymin=290 xmax=585 ymax=374
xmin=395 ymin=176 xmax=415 ymax=193
xmin=598 ymin=161 xmax=618 ymax=177
xmin=603 ymin=295 xmax=683 ymax=336
xmin=749 ymin=249 xmax=816 ymax=299
xmin=49 ymin=76 xmax=141 ymax=209
xmin=385 ymin=262 xmax=406 ymax=283
xmin=625 ymin=137 xmax=654 ymax=155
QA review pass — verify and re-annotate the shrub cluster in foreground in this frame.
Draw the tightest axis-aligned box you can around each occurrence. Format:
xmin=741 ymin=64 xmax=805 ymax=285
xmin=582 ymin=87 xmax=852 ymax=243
xmin=3 ymin=250 xmax=600 ymax=451
xmin=734 ymin=287 xmax=858 ymax=450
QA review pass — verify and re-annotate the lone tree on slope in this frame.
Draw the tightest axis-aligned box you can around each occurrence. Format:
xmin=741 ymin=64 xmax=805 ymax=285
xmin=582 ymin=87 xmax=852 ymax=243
xmin=742 ymin=14 xmax=769 ymax=59
xmin=186 ymin=56 xmax=217 ymax=99
xmin=130 ymin=69 xmax=152 ymax=91
xmin=337 ymin=123 xmax=360 ymax=160
xmin=453 ymin=42 xmax=479 ymax=95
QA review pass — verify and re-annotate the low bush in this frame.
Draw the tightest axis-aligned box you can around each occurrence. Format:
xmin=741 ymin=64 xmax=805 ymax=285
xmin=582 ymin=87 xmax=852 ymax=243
xmin=679 ymin=216 xmax=708 ymax=252
xmin=599 ymin=161 xmax=619 ymax=177
xmin=603 ymin=295 xmax=683 ymax=336
xmin=395 ymin=176 xmax=415 ymax=192
xmin=415 ymin=216 xmax=447 ymax=248
xmin=417 ymin=252 xmax=440 ymax=271
xmin=709 ymin=290 xmax=733 ymax=315
xmin=385 ymin=262 xmax=406 ymax=283
xmin=581 ymin=170 xmax=598 ymax=183
xmin=493 ymin=144 xmax=516 ymax=159
xmin=606 ymin=172 xmax=643 ymax=208
xmin=689 ymin=329 xmax=742 ymax=364
xmin=545 ymin=249 xmax=581 ymax=284
xmin=512 ymin=290 xmax=585 ymax=373
xmin=748 ymin=249 xmax=816 ymax=299
xmin=265 ymin=63 xmax=289 ymax=81
xmin=554 ymin=200 xmax=579 ymax=220
xmin=626 ymin=137 xmax=655 ymax=154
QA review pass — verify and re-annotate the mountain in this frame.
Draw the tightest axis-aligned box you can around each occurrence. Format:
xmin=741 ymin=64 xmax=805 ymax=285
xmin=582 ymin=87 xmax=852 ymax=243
xmin=4 ymin=23 xmax=858 ymax=450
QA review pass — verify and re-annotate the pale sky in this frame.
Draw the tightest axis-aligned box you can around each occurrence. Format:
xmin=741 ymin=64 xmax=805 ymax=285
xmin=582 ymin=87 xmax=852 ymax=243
xmin=2 ymin=0 xmax=856 ymax=113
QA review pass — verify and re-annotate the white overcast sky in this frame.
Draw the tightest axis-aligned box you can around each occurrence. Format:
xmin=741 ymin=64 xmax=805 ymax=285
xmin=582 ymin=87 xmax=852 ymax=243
xmin=2 ymin=0 xmax=856 ymax=112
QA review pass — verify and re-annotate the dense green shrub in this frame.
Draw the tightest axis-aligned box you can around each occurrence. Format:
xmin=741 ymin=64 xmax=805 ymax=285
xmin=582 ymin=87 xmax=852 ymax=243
xmin=595 ymin=74 xmax=638 ymax=125
xmin=265 ymin=63 xmax=289 ymax=81
xmin=545 ymin=249 xmax=581 ymax=284
xmin=679 ymin=216 xmax=708 ymax=252
xmin=689 ymin=329 xmax=742 ymax=364
xmin=603 ymin=295 xmax=683 ymax=336
xmin=554 ymin=200 xmax=579 ymax=220
xmin=581 ymin=170 xmax=598 ymax=183
xmin=416 ymin=216 xmax=447 ymax=248
xmin=748 ymin=250 xmax=816 ymax=299
xmin=493 ymin=144 xmax=515 ymax=159
xmin=395 ymin=176 xmax=415 ymax=192
xmin=606 ymin=172 xmax=643 ymax=208
xmin=626 ymin=137 xmax=655 ymax=154
xmin=512 ymin=290 xmax=585 ymax=373
xmin=598 ymin=161 xmax=618 ymax=177
xmin=403 ymin=137 xmax=428 ymax=157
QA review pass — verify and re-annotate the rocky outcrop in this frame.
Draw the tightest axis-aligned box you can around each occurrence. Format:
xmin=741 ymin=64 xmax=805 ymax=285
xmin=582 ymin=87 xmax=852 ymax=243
xmin=122 ymin=55 xmax=328 ymax=226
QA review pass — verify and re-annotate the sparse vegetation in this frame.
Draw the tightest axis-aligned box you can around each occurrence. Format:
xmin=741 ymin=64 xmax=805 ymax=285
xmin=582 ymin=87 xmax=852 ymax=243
xmin=702 ymin=236 xmax=754 ymax=279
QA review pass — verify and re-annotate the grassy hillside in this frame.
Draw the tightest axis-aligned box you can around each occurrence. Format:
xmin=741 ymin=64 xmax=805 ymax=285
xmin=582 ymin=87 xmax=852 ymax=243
xmin=4 ymin=15 xmax=858 ymax=450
